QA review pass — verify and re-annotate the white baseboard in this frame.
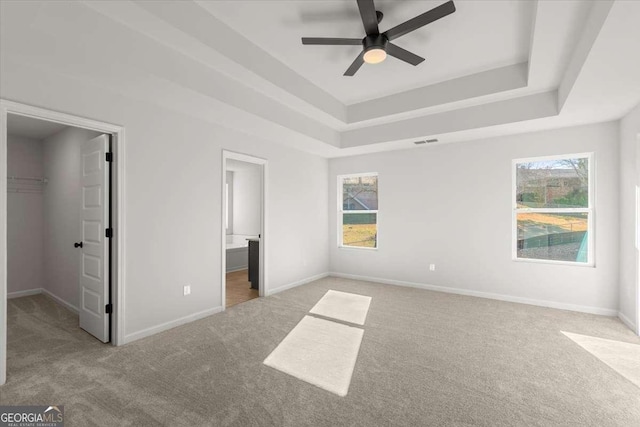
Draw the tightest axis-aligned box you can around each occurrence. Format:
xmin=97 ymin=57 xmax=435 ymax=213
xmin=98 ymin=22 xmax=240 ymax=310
xmin=329 ymin=272 xmax=618 ymax=317
xmin=124 ymin=273 xmax=329 ymax=344
xmin=8 ymin=288 xmax=79 ymax=314
xmin=7 ymin=288 xmax=42 ymax=299
xmin=618 ymin=311 xmax=637 ymax=333
xmin=266 ymin=272 xmax=330 ymax=296
xmin=41 ymin=289 xmax=79 ymax=314
xmin=124 ymin=306 xmax=223 ymax=344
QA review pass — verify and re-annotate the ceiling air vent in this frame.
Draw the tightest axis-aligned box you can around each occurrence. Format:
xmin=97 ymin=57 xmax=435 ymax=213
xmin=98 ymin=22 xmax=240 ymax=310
xmin=414 ymin=138 xmax=438 ymax=145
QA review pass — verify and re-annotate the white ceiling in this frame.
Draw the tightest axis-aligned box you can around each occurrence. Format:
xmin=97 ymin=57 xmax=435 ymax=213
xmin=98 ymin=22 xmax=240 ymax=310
xmin=1 ymin=0 xmax=639 ymax=157
xmin=7 ymin=114 xmax=68 ymax=140
xmin=200 ymin=0 xmax=535 ymax=104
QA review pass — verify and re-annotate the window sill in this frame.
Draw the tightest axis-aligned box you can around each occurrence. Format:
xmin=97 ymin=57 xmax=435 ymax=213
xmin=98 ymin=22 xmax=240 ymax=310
xmin=338 ymin=245 xmax=378 ymax=251
xmin=512 ymin=257 xmax=594 ymax=268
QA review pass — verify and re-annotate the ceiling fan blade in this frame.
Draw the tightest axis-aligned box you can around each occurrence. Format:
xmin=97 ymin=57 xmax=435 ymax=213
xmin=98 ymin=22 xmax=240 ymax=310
xmin=386 ymin=43 xmax=425 ymax=66
xmin=344 ymin=51 xmax=365 ymax=76
xmin=301 ymin=37 xmax=363 ymax=46
xmin=384 ymin=0 xmax=456 ymax=41
xmin=357 ymin=0 xmax=380 ymax=36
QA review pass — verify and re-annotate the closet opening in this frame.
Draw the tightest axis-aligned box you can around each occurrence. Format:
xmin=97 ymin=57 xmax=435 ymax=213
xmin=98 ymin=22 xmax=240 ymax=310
xmin=0 ymin=101 xmax=125 ymax=385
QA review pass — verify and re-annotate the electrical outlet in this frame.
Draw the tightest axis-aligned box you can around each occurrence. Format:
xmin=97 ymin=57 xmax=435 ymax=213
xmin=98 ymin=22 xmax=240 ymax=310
xmin=429 ymin=264 xmax=436 ymax=271
xmin=183 ymin=285 xmax=191 ymax=296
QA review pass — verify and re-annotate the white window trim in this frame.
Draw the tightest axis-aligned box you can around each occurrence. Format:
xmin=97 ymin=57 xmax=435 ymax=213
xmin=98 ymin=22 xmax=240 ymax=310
xmin=338 ymin=172 xmax=379 ymax=250
xmin=511 ymin=152 xmax=595 ymax=267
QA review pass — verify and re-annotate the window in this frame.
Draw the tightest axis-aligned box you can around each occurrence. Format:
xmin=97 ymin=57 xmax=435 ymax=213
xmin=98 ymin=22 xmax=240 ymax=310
xmin=338 ymin=173 xmax=378 ymax=249
xmin=513 ymin=153 xmax=593 ymax=265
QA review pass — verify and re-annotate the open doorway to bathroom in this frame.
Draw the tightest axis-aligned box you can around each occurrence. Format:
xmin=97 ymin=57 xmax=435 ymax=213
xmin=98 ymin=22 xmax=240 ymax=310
xmin=221 ymin=151 xmax=266 ymax=308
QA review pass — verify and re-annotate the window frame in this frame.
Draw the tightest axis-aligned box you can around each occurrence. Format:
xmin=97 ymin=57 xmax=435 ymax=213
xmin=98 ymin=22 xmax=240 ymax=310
xmin=512 ymin=152 xmax=595 ymax=267
xmin=338 ymin=172 xmax=379 ymax=250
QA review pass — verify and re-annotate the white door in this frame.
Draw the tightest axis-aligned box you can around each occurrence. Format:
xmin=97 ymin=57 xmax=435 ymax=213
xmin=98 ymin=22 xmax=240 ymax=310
xmin=79 ymin=134 xmax=110 ymax=342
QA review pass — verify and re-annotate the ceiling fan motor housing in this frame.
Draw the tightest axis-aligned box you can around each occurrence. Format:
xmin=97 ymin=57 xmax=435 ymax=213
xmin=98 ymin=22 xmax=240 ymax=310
xmin=363 ymin=34 xmax=388 ymax=53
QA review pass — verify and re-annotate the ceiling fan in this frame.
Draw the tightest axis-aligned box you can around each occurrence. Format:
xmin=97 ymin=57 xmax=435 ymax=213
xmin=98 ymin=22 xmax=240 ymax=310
xmin=301 ymin=0 xmax=456 ymax=76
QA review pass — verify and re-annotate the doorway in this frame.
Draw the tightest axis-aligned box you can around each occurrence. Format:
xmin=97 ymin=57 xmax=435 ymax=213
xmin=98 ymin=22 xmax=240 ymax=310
xmin=0 ymin=100 xmax=125 ymax=385
xmin=221 ymin=151 xmax=266 ymax=309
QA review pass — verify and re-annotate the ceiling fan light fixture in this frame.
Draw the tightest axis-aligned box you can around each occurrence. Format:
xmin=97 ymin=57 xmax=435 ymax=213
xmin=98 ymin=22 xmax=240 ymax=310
xmin=363 ymin=48 xmax=387 ymax=64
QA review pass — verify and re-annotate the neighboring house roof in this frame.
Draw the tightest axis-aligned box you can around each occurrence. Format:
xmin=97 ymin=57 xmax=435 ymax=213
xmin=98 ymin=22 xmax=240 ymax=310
xmin=344 ymin=191 xmax=378 ymax=210
xmin=346 ymin=193 xmax=369 ymax=210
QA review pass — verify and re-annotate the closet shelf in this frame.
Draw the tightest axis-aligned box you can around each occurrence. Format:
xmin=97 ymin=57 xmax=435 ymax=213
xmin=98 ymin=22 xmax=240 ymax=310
xmin=7 ymin=176 xmax=48 ymax=194
xmin=7 ymin=176 xmax=49 ymax=184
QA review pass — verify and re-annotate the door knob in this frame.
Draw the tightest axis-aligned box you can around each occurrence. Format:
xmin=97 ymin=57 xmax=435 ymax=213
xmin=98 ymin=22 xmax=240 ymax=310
xmin=74 ymin=242 xmax=83 ymax=248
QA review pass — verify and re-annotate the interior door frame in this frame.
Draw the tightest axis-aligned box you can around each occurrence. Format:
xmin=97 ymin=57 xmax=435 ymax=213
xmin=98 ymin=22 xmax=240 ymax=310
xmin=635 ymin=132 xmax=640 ymax=336
xmin=0 ymin=99 xmax=127 ymax=385
xmin=636 ymin=185 xmax=640 ymax=335
xmin=221 ymin=150 xmax=268 ymax=308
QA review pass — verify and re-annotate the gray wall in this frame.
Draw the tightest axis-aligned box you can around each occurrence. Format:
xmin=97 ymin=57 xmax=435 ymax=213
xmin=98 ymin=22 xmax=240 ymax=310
xmin=7 ymin=135 xmax=44 ymax=295
xmin=329 ymin=122 xmax=620 ymax=315
xmin=43 ymin=127 xmax=101 ymax=309
xmin=1 ymin=58 xmax=330 ymax=342
xmin=619 ymin=103 xmax=640 ymax=332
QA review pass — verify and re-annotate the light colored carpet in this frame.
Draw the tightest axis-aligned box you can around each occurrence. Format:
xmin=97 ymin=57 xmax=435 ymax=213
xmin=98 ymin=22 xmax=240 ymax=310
xmin=264 ymin=315 xmax=364 ymax=397
xmin=562 ymin=331 xmax=640 ymax=388
xmin=2 ymin=278 xmax=640 ymax=426
xmin=309 ymin=290 xmax=371 ymax=325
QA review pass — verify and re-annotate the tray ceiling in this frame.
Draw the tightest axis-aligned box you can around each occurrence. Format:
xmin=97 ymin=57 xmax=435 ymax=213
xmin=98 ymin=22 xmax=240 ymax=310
xmin=200 ymin=0 xmax=535 ymax=104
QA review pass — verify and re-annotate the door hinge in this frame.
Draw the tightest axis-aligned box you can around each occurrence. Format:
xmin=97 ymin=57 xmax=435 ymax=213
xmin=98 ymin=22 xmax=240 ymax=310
xmin=105 ymin=152 xmax=113 ymax=162
xmin=105 ymin=228 xmax=113 ymax=238
xmin=105 ymin=303 xmax=113 ymax=314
